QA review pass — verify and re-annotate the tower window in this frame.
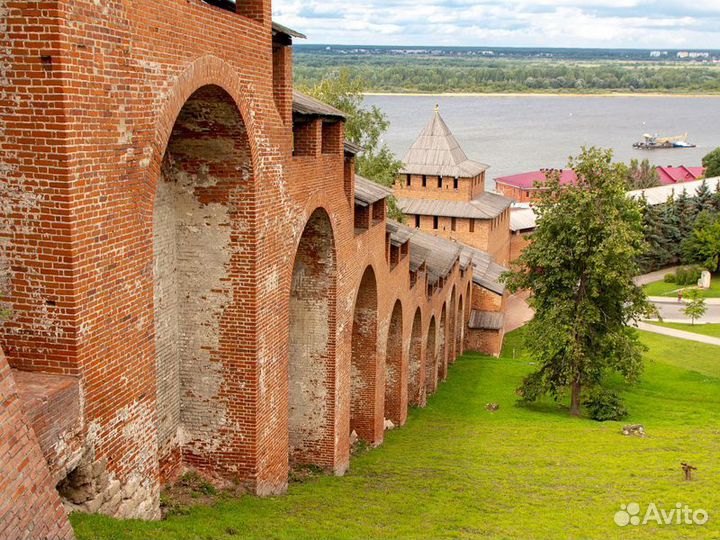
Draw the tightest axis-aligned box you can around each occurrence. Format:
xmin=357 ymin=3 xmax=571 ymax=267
xmin=415 ymin=215 xmax=420 ymax=228
xmin=453 ymin=177 xmax=459 ymax=189
xmin=433 ymin=216 xmax=439 ymax=230
xmin=422 ymin=175 xmax=427 ymax=187
xmin=438 ymin=176 xmax=443 ymax=188
xmin=451 ymin=217 xmax=457 ymax=231
xmin=406 ymin=174 xmax=411 ymax=187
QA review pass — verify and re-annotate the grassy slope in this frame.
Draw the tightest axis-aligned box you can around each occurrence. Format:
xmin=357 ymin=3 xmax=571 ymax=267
xmin=648 ymin=322 xmax=720 ymax=340
xmin=72 ymin=330 xmax=720 ymax=540
xmin=644 ymin=275 xmax=720 ymax=298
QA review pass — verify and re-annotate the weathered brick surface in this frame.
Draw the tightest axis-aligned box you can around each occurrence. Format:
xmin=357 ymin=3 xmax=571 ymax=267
xmin=395 ymin=175 xmax=512 ymax=265
xmin=0 ymin=349 xmax=74 ymax=540
xmin=395 ymin=173 xmax=487 ymax=202
xmin=510 ymin=230 xmax=531 ymax=262
xmin=0 ymin=0 xmax=478 ymax=525
xmin=12 ymin=368 xmax=83 ymax=483
xmin=466 ymin=327 xmax=504 ymax=357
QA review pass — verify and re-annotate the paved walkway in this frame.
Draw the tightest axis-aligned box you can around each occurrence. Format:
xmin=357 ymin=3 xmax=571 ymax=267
xmin=635 ymin=321 xmax=720 ymax=346
xmin=633 ymin=266 xmax=681 ymax=286
xmin=648 ymin=297 xmax=720 ymax=323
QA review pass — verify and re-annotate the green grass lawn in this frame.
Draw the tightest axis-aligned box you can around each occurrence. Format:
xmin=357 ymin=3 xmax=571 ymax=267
xmin=643 ymin=274 xmax=720 ymax=298
xmin=72 ymin=330 xmax=720 ymax=540
xmin=648 ymin=322 xmax=720 ymax=340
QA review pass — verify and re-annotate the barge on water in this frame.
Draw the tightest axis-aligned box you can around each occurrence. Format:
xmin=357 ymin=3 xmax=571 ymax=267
xmin=633 ymin=132 xmax=696 ymax=149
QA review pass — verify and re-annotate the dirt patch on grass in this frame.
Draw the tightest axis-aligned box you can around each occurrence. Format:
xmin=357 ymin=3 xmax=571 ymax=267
xmin=160 ymin=472 xmax=248 ymax=518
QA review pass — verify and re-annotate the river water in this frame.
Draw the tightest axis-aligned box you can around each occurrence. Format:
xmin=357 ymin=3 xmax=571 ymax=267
xmin=364 ymin=95 xmax=720 ymax=189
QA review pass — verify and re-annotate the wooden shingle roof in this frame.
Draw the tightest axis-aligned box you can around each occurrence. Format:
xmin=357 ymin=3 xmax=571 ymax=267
xmin=354 ymin=175 xmax=391 ymax=206
xmin=469 ymin=310 xmax=505 ymax=330
xmin=401 ymin=109 xmax=489 ymax=178
xmin=397 ymin=192 xmax=511 ymax=220
xmin=292 ymin=91 xmax=346 ymax=119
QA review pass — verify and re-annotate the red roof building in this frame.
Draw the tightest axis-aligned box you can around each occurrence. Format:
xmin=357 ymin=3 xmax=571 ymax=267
xmin=656 ymin=166 xmax=705 ymax=185
xmin=495 ymin=165 xmax=706 ymax=203
xmin=494 ymin=169 xmax=578 ymax=203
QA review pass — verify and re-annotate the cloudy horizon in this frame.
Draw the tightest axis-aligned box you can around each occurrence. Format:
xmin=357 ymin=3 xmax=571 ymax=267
xmin=271 ymin=0 xmax=720 ymax=49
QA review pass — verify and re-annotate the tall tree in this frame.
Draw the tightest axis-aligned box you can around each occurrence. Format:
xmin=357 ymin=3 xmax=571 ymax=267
xmin=660 ymin=194 xmax=682 ymax=264
xmin=638 ymin=195 xmax=672 ymax=271
xmin=682 ymin=211 xmax=720 ymax=272
xmin=625 ymin=158 xmax=660 ymax=190
xmin=693 ymin=179 xmax=714 ymax=215
xmin=302 ymin=69 xmax=404 ymax=220
xmin=502 ymin=147 xmax=655 ymax=416
xmin=702 ymin=147 xmax=720 ymax=179
xmin=674 ymin=189 xmax=696 ymax=242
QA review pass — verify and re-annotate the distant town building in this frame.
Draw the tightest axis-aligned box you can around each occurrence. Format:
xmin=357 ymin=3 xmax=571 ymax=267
xmin=677 ymin=51 xmax=710 ymax=59
xmin=495 ymin=165 xmax=706 ymax=203
xmin=656 ymin=165 xmax=705 ymax=184
xmin=494 ymin=169 xmax=578 ymax=203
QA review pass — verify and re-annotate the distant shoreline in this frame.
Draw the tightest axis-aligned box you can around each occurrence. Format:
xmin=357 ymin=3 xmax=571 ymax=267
xmin=364 ymin=91 xmax=720 ymax=98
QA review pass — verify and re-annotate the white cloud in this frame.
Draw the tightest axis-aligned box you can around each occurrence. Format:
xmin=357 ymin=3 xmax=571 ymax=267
xmin=271 ymin=0 xmax=720 ymax=48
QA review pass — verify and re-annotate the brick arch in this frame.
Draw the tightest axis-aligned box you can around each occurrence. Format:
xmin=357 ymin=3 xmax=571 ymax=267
xmin=383 ymin=299 xmax=404 ymax=425
xmin=457 ymin=294 xmax=465 ymax=356
xmin=466 ymin=281 xmax=472 ymax=321
xmin=143 ymin=55 xmax=262 ymax=209
xmin=448 ymin=286 xmax=457 ymax=364
xmin=438 ymin=303 xmax=447 ymax=381
xmin=407 ymin=307 xmax=424 ymax=408
xmin=425 ymin=315 xmax=437 ymax=396
xmin=287 ymin=207 xmax=337 ymax=469
xmin=152 ymin=78 xmax=258 ymax=481
xmin=350 ymin=265 xmax=379 ymax=444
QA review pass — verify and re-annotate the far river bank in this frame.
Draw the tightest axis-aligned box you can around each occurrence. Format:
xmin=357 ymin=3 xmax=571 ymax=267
xmin=365 ymin=91 xmax=720 ymax=98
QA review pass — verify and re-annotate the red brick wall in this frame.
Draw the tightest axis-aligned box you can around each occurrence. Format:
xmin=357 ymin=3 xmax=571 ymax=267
xmin=466 ymin=328 xmax=503 ymax=357
xmin=0 ymin=349 xmax=74 ymax=540
xmin=395 ymin=173 xmax=486 ymax=201
xmin=496 ymin=183 xmax=546 ymax=204
xmin=472 ymin=285 xmax=506 ymax=313
xmin=0 ymin=0 xmax=485 ymax=522
xmin=510 ymin=231 xmax=531 ymax=262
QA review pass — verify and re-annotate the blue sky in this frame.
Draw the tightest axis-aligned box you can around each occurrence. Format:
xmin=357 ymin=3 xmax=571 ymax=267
xmin=271 ymin=1 xmax=720 ymax=49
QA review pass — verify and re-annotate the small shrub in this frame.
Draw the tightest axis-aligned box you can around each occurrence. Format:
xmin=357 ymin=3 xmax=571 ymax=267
xmin=663 ymin=273 xmax=676 ymax=283
xmin=198 ymin=481 xmax=217 ymax=496
xmin=583 ymin=387 xmax=628 ymax=422
xmin=675 ymin=266 xmax=702 ymax=286
xmin=675 ymin=267 xmax=687 ymax=285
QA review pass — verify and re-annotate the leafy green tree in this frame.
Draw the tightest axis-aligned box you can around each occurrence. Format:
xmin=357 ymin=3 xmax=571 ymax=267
xmin=702 ymin=147 xmax=720 ymax=179
xmin=683 ymin=290 xmax=707 ymax=325
xmin=302 ymin=69 xmax=404 ymax=220
xmin=625 ymin=158 xmax=660 ymax=190
xmin=502 ymin=147 xmax=655 ymax=416
xmin=682 ymin=210 xmax=720 ymax=271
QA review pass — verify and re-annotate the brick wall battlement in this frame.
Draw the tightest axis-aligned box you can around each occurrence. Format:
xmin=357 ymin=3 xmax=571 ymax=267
xmin=0 ymin=0 xmax=504 ymax=534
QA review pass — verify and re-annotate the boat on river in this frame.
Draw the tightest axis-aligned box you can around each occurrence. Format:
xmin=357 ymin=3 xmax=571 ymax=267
xmin=633 ymin=132 xmax=696 ymax=149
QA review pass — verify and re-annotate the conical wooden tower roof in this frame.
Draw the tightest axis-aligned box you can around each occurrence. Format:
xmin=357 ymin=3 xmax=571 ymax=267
xmin=401 ymin=108 xmax=489 ymax=178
